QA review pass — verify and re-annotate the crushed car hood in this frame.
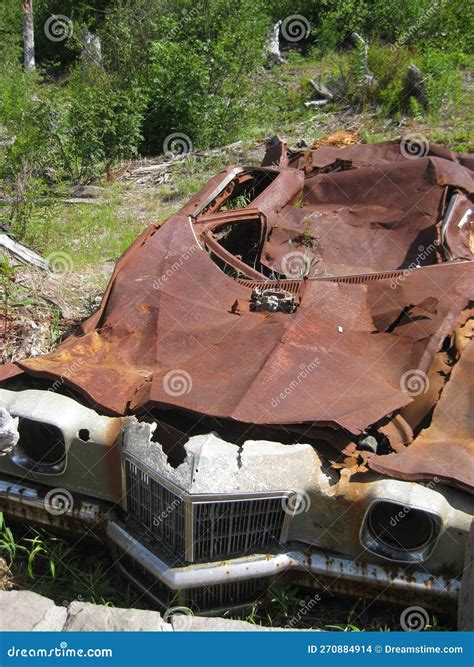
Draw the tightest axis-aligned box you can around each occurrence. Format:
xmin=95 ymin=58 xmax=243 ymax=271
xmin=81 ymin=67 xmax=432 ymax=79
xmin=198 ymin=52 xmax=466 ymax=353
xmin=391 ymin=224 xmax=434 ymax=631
xmin=1 ymin=139 xmax=473 ymax=491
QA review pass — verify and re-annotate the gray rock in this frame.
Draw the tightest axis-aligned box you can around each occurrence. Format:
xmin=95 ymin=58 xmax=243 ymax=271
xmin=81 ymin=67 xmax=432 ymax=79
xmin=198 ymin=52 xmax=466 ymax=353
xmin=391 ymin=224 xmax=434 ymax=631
xmin=69 ymin=185 xmax=104 ymax=199
xmin=0 ymin=591 xmax=310 ymax=632
xmin=64 ymin=601 xmax=172 ymax=631
xmin=0 ymin=406 xmax=19 ymax=453
xmin=0 ymin=590 xmax=67 ymax=631
xmin=402 ymin=64 xmax=427 ymax=108
xmin=171 ymin=615 xmax=274 ymax=631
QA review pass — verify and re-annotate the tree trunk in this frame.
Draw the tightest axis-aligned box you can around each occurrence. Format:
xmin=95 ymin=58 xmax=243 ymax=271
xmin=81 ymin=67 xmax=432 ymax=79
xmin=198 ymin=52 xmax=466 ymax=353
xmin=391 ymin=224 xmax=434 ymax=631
xmin=23 ymin=0 xmax=35 ymax=70
xmin=81 ymin=28 xmax=102 ymax=67
xmin=266 ymin=21 xmax=283 ymax=64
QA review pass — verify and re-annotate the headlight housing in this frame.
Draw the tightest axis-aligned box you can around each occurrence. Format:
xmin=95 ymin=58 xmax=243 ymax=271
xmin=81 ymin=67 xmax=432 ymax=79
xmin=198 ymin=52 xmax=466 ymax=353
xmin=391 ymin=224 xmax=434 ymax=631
xmin=360 ymin=499 xmax=441 ymax=563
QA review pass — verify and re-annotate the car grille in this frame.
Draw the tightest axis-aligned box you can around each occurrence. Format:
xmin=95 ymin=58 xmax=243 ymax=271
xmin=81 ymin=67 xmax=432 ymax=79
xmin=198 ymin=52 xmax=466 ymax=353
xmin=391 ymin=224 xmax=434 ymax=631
xmin=125 ymin=459 xmax=186 ymax=559
xmin=193 ymin=498 xmax=285 ymax=561
xmin=188 ymin=578 xmax=267 ymax=611
xmin=125 ymin=458 xmax=287 ymax=563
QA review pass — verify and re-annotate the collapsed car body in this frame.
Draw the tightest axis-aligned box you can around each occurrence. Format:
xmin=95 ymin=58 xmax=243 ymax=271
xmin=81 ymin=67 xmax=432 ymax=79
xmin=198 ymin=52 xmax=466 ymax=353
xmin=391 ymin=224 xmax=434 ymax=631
xmin=0 ymin=138 xmax=473 ymax=615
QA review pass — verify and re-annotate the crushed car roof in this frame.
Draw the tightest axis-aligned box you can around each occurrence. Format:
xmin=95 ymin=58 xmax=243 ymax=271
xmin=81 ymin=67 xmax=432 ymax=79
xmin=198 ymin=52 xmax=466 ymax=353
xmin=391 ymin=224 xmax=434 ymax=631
xmin=1 ymin=139 xmax=473 ymax=491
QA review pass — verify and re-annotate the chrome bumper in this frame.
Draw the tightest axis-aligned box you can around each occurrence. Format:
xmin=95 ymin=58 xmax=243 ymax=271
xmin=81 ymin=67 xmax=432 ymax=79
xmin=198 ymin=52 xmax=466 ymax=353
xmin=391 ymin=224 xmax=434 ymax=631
xmin=0 ymin=477 xmax=460 ymax=608
xmin=0 ymin=478 xmax=109 ymax=531
xmin=106 ymin=520 xmax=459 ymax=602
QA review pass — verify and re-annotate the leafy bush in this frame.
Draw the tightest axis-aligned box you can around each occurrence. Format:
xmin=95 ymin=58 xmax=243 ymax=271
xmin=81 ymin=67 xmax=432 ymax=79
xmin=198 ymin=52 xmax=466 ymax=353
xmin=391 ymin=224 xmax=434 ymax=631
xmin=0 ymin=0 xmax=471 ymax=189
xmin=0 ymin=61 xmax=46 ymax=178
xmin=417 ymin=48 xmax=465 ymax=117
xmin=48 ymin=66 xmax=147 ymax=182
xmin=265 ymin=0 xmax=470 ymax=54
xmin=143 ymin=0 xmax=269 ymax=151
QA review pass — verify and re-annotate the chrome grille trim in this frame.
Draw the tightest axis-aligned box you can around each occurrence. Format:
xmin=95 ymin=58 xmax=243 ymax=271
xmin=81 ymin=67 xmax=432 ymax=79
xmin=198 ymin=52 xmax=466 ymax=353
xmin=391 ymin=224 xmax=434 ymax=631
xmin=186 ymin=578 xmax=267 ymax=611
xmin=125 ymin=459 xmax=187 ymax=558
xmin=124 ymin=454 xmax=290 ymax=564
xmin=192 ymin=497 xmax=286 ymax=561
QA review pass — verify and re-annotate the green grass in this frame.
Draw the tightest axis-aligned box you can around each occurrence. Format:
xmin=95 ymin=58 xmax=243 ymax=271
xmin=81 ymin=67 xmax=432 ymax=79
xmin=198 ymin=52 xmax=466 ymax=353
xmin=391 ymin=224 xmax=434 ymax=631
xmin=0 ymin=513 xmax=142 ymax=608
xmin=19 ymin=200 xmax=144 ymax=268
xmin=5 ymin=153 xmax=235 ymax=276
xmin=241 ymin=584 xmax=453 ymax=631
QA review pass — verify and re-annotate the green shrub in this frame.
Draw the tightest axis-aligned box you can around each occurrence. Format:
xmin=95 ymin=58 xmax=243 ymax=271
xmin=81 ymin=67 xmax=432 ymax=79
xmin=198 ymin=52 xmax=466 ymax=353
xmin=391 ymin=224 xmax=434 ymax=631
xmin=265 ymin=0 xmax=470 ymax=53
xmin=417 ymin=48 xmax=465 ymax=118
xmin=0 ymin=61 xmax=46 ymax=178
xmin=143 ymin=0 xmax=269 ymax=151
xmin=38 ymin=66 xmax=147 ymax=183
xmin=64 ymin=67 xmax=146 ymax=181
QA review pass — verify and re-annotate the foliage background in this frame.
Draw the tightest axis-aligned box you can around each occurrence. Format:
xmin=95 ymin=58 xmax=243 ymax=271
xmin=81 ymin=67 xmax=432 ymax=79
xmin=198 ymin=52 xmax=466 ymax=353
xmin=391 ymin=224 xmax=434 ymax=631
xmin=0 ymin=0 xmax=471 ymax=184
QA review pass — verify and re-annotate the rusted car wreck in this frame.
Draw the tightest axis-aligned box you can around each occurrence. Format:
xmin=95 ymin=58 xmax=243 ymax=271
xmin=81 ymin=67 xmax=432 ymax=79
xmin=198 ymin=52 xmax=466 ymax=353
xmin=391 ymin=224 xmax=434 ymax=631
xmin=0 ymin=138 xmax=473 ymax=616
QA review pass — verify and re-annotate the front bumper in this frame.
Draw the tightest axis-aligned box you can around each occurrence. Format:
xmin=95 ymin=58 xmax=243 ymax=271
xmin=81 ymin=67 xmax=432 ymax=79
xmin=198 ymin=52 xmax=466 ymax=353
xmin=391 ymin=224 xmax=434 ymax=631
xmin=0 ymin=477 xmax=459 ymax=614
xmin=106 ymin=520 xmax=459 ymax=613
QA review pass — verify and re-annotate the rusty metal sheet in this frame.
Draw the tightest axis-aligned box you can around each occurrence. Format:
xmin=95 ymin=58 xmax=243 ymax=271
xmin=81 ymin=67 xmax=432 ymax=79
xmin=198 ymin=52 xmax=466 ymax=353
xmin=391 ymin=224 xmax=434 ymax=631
xmin=369 ymin=339 xmax=474 ymax=492
xmin=261 ymin=157 xmax=473 ymax=277
xmin=1 ymin=139 xmax=473 ymax=490
xmin=287 ymin=138 xmax=470 ymax=171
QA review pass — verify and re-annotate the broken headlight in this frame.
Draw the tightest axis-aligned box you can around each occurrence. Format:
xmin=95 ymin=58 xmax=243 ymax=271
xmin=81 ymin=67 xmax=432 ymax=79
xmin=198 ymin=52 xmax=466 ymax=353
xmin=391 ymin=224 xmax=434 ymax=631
xmin=360 ymin=499 xmax=441 ymax=563
xmin=13 ymin=417 xmax=66 ymax=473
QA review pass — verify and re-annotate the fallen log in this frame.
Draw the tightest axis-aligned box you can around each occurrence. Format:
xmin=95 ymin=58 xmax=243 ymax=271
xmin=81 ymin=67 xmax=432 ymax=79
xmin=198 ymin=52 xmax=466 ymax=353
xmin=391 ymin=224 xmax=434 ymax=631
xmin=130 ymin=141 xmax=244 ymax=176
xmin=0 ymin=234 xmax=50 ymax=270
